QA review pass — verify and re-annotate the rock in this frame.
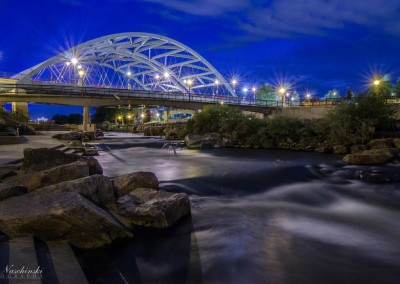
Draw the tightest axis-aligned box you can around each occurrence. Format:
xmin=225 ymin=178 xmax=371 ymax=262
xmin=203 ymin=133 xmax=222 ymax=146
xmin=68 ymin=140 xmax=83 ymax=147
xmin=114 ymin=188 xmax=191 ymax=229
xmin=362 ymin=148 xmax=399 ymax=158
xmin=333 ymin=145 xmax=348 ymax=154
xmin=0 ymin=183 xmax=27 ymax=201
xmin=83 ymin=148 xmax=99 ymax=156
xmin=86 ymin=157 xmax=103 ymax=175
xmin=315 ymin=147 xmax=331 ymax=153
xmin=165 ymin=128 xmax=179 ymax=140
xmin=39 ymin=174 xmax=116 ymax=206
xmin=184 ymin=133 xmax=222 ymax=148
xmin=113 ymin=172 xmax=159 ymax=197
xmin=4 ymin=161 xmax=90 ymax=192
xmin=221 ymin=137 xmax=235 ymax=147
xmin=393 ymin=138 xmax=400 ymax=149
xmin=21 ymin=148 xmax=82 ymax=172
xmin=360 ymin=170 xmax=400 ymax=183
xmin=343 ymin=153 xmax=392 ymax=165
xmin=0 ymin=189 xmax=132 ymax=248
xmin=200 ymin=141 xmax=213 ymax=149
xmin=367 ymin=138 xmax=394 ymax=149
xmin=351 ymin=144 xmax=367 ymax=154
xmin=184 ymin=134 xmax=203 ymax=148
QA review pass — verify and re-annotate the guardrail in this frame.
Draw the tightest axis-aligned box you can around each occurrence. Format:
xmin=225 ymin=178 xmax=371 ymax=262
xmin=0 ymin=81 xmax=347 ymax=108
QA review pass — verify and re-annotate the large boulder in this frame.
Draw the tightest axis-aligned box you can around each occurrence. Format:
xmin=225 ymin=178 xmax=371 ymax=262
xmin=184 ymin=134 xmax=204 ymax=148
xmin=351 ymin=144 xmax=367 ymax=154
xmin=362 ymin=148 xmax=399 ymax=158
xmin=20 ymin=147 xmax=103 ymax=175
xmin=0 ymin=189 xmax=132 ymax=248
xmin=0 ymin=183 xmax=27 ymax=201
xmin=114 ymin=188 xmax=191 ymax=229
xmin=333 ymin=145 xmax=347 ymax=154
xmin=393 ymin=138 xmax=400 ymax=149
xmin=113 ymin=172 xmax=159 ymax=197
xmin=184 ymin=133 xmax=222 ymax=148
xmin=68 ymin=140 xmax=83 ymax=148
xmin=367 ymin=138 xmax=394 ymax=149
xmin=4 ymin=161 xmax=90 ymax=192
xmin=21 ymin=148 xmax=82 ymax=172
xmin=343 ymin=153 xmax=392 ymax=165
xmin=39 ymin=174 xmax=116 ymax=206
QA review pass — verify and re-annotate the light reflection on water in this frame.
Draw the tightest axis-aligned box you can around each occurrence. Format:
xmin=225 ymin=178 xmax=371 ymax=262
xmin=90 ymin=133 xmax=400 ymax=284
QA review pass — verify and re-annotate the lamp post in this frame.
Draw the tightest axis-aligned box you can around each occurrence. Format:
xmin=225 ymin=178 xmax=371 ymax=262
xmin=78 ymin=70 xmax=84 ymax=86
xmin=215 ymin=79 xmax=219 ymax=96
xmin=232 ymin=79 xmax=238 ymax=96
xmin=279 ymin=87 xmax=286 ymax=104
xmin=252 ymin=87 xmax=257 ymax=100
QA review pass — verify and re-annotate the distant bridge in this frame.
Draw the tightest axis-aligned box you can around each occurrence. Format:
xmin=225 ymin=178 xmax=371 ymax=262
xmin=0 ymin=32 xmax=349 ymax=127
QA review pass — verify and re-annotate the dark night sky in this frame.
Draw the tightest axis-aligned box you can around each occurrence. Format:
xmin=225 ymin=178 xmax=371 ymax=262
xmin=1 ymin=0 xmax=400 ymax=119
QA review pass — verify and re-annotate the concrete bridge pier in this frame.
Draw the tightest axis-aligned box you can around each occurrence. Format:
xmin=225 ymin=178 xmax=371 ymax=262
xmin=12 ymin=102 xmax=29 ymax=118
xmin=80 ymin=106 xmax=95 ymax=132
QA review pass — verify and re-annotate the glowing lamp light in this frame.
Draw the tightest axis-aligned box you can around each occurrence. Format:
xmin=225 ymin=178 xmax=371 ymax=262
xmin=279 ymin=87 xmax=286 ymax=94
xmin=156 ymin=113 xmax=160 ymax=117
xmin=118 ymin=116 xmax=122 ymax=120
xmin=243 ymin=88 xmax=248 ymax=92
xmin=252 ymin=87 xmax=256 ymax=92
xmin=66 ymin=62 xmax=71 ymax=66
xmin=232 ymin=79 xmax=237 ymax=86
xmin=163 ymin=72 xmax=169 ymax=78
xmin=77 ymin=65 xmax=82 ymax=70
xmin=333 ymin=91 xmax=337 ymax=95
xmin=215 ymin=79 xmax=220 ymax=85
xmin=306 ymin=93 xmax=311 ymax=98
xmin=220 ymin=101 xmax=224 ymax=105
xmin=127 ymin=71 xmax=131 ymax=76
xmin=155 ymin=74 xmax=160 ymax=79
xmin=373 ymin=80 xmax=380 ymax=86
xmin=78 ymin=70 xmax=84 ymax=76
xmin=71 ymin=58 xmax=78 ymax=65
xmin=141 ymin=113 xmax=145 ymax=118
xmin=187 ymin=79 xmax=193 ymax=85
xmin=127 ymin=115 xmax=131 ymax=119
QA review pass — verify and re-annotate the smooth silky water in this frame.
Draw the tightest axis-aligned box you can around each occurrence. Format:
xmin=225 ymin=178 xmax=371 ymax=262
xmin=76 ymin=133 xmax=400 ymax=284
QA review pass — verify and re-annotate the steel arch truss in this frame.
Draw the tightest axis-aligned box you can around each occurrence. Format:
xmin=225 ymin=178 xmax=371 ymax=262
xmin=16 ymin=32 xmax=236 ymax=97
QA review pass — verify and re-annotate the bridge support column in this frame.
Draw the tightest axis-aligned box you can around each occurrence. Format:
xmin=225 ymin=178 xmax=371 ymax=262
xmin=12 ymin=102 xmax=29 ymax=119
xmin=83 ymin=106 xmax=91 ymax=131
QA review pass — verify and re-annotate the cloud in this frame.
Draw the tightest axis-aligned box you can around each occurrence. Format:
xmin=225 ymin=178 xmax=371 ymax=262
xmin=137 ymin=0 xmax=400 ymax=39
xmin=138 ymin=0 xmax=250 ymax=16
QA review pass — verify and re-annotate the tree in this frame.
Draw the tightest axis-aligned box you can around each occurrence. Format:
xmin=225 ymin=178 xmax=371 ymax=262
xmin=256 ymin=84 xmax=277 ymax=102
xmin=289 ymin=90 xmax=300 ymax=106
xmin=394 ymin=77 xmax=400 ymax=98
xmin=345 ymin=88 xmax=352 ymax=100
xmin=324 ymin=89 xmax=340 ymax=100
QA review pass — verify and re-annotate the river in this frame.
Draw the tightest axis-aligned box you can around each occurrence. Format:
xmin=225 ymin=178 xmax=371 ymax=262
xmin=77 ymin=132 xmax=400 ymax=284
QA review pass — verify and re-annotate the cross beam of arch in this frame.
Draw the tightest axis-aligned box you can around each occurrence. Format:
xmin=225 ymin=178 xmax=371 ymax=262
xmin=15 ymin=32 xmax=236 ymax=97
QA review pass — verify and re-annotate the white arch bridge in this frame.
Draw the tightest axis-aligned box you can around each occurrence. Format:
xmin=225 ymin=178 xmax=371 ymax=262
xmin=0 ymin=32 xmax=284 ymax=125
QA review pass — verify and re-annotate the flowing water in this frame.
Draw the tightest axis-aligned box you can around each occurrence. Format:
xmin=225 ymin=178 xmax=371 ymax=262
xmin=82 ymin=132 xmax=400 ymax=284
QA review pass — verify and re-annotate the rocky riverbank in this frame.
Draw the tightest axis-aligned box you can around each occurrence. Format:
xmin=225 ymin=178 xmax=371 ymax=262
xmin=0 ymin=147 xmax=191 ymax=249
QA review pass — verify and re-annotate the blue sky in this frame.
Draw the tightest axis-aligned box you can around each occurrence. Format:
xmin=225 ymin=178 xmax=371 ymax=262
xmin=1 ymin=0 xmax=400 ymax=119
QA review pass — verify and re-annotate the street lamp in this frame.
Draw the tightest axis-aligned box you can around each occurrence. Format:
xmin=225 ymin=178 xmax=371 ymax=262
xmin=252 ymin=87 xmax=256 ymax=99
xmin=78 ymin=70 xmax=84 ymax=77
xmin=164 ymin=72 xmax=169 ymax=79
xmin=155 ymin=74 xmax=160 ymax=80
xmin=215 ymin=79 xmax=219 ymax=95
xmin=71 ymin=58 xmax=78 ymax=65
xmin=186 ymin=79 xmax=193 ymax=95
xmin=373 ymin=80 xmax=380 ymax=86
xmin=232 ymin=79 xmax=238 ymax=95
xmin=279 ymin=87 xmax=286 ymax=102
xmin=127 ymin=71 xmax=131 ymax=76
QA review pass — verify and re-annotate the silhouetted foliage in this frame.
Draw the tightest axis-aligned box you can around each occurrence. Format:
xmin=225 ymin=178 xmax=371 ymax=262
xmin=51 ymin=113 xmax=83 ymax=124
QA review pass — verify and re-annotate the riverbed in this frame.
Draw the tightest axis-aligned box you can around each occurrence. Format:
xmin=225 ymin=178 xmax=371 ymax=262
xmin=84 ymin=132 xmax=400 ymax=284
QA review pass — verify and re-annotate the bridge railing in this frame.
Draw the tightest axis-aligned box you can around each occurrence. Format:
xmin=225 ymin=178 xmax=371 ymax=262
xmin=0 ymin=81 xmax=349 ymax=108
